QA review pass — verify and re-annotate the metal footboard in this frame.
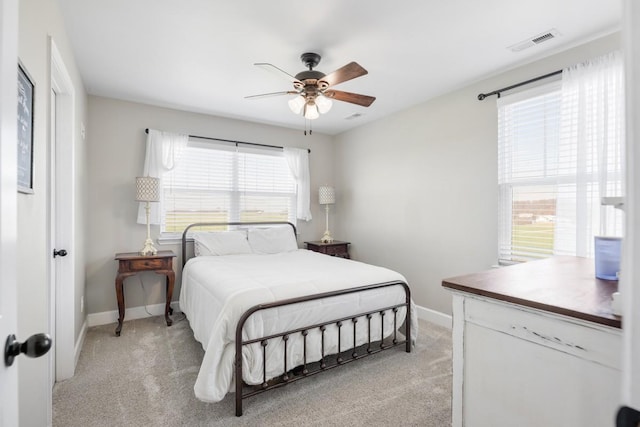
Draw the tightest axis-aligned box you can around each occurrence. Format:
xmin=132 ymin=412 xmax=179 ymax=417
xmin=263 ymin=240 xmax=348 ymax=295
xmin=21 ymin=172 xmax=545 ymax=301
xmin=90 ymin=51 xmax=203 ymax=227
xmin=234 ymin=280 xmax=412 ymax=416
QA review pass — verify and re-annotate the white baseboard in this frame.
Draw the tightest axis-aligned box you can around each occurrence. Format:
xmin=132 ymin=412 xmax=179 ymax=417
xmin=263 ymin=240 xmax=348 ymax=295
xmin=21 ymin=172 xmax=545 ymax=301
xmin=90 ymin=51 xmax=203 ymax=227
xmin=74 ymin=320 xmax=87 ymax=370
xmin=88 ymin=302 xmax=449 ymax=331
xmin=87 ymin=301 xmax=181 ymax=327
xmin=415 ymin=304 xmax=452 ymax=329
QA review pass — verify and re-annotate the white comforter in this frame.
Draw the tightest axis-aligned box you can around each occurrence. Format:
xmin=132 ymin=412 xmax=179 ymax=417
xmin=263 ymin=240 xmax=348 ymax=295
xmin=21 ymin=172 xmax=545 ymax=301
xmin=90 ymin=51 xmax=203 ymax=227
xmin=179 ymin=249 xmax=417 ymax=402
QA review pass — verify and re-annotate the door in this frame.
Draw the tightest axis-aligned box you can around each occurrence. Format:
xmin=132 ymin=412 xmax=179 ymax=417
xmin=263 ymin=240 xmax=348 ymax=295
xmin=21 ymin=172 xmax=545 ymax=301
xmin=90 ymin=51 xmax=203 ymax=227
xmin=0 ymin=0 xmax=20 ymax=425
xmin=49 ymin=38 xmax=76 ymax=382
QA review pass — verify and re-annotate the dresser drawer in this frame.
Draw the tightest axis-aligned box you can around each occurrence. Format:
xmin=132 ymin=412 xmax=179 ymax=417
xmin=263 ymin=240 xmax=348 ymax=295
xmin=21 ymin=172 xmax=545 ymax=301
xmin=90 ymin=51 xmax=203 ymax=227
xmin=305 ymin=241 xmax=350 ymax=258
xmin=125 ymin=258 xmax=168 ymax=271
xmin=463 ymin=296 xmax=622 ymax=369
xmin=324 ymin=244 xmax=347 ymax=256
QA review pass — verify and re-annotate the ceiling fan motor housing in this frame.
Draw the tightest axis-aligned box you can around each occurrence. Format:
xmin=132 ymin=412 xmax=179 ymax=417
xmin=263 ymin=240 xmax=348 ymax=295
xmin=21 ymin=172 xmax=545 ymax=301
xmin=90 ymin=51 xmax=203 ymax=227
xmin=294 ymin=54 xmax=325 ymax=96
xmin=296 ymin=52 xmax=328 ymax=90
xmin=295 ymin=70 xmax=326 ymax=82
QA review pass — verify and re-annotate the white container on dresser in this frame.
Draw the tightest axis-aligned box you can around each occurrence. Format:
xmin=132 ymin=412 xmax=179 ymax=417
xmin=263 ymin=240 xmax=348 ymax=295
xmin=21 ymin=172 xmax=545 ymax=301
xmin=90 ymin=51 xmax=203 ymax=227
xmin=443 ymin=256 xmax=622 ymax=427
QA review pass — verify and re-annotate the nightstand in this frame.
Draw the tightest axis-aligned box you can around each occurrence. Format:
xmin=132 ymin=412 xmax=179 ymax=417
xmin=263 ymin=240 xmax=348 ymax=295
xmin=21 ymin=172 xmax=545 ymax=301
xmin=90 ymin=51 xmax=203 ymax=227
xmin=305 ymin=241 xmax=350 ymax=259
xmin=114 ymin=250 xmax=176 ymax=336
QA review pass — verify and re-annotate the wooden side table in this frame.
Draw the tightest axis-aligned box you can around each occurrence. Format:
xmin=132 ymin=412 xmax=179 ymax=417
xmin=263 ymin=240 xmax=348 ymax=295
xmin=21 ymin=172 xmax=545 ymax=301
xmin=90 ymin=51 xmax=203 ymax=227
xmin=114 ymin=250 xmax=176 ymax=336
xmin=304 ymin=241 xmax=350 ymax=259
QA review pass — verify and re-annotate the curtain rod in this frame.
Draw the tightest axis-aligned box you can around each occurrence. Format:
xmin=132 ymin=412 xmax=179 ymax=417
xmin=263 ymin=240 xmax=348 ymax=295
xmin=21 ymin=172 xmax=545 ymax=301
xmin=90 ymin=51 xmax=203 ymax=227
xmin=144 ymin=128 xmax=311 ymax=153
xmin=477 ymin=69 xmax=562 ymax=101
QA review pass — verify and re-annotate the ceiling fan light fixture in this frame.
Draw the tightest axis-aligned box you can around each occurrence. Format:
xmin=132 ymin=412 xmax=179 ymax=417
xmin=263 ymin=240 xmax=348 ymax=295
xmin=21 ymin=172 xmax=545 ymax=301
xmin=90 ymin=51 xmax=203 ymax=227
xmin=303 ymin=102 xmax=320 ymax=120
xmin=288 ymin=95 xmax=305 ymax=114
xmin=315 ymin=94 xmax=333 ymax=114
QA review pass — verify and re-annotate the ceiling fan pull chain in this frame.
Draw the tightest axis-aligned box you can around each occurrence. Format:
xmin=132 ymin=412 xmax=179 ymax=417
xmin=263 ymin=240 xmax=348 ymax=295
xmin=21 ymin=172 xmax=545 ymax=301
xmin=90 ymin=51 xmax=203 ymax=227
xmin=303 ymin=119 xmax=313 ymax=136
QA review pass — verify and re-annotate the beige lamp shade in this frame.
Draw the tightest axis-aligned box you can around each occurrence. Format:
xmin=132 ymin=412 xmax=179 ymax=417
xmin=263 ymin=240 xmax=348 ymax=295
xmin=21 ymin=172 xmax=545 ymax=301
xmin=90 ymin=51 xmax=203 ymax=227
xmin=319 ymin=186 xmax=335 ymax=205
xmin=319 ymin=185 xmax=335 ymax=243
xmin=136 ymin=176 xmax=160 ymax=202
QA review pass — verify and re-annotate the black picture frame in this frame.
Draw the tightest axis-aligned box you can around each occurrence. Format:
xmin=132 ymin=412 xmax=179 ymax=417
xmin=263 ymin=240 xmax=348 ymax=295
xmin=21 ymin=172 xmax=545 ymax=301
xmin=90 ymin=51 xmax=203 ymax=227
xmin=17 ymin=62 xmax=34 ymax=194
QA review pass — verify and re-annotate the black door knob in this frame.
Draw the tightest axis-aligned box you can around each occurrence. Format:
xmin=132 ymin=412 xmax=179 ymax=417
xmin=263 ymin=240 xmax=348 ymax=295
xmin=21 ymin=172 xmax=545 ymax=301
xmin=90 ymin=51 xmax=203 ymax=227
xmin=4 ymin=333 xmax=52 ymax=367
xmin=53 ymin=248 xmax=67 ymax=258
xmin=617 ymin=406 xmax=640 ymax=427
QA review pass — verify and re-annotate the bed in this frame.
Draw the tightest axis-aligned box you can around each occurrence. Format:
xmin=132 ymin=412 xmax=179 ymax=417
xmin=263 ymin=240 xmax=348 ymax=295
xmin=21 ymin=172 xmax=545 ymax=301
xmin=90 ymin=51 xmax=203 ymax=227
xmin=178 ymin=221 xmax=417 ymax=416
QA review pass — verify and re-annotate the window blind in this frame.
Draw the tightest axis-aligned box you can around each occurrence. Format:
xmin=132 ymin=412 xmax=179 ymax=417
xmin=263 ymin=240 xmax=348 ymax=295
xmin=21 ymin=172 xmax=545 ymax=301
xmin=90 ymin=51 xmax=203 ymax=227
xmin=498 ymin=84 xmax=562 ymax=262
xmin=161 ymin=139 xmax=297 ymax=236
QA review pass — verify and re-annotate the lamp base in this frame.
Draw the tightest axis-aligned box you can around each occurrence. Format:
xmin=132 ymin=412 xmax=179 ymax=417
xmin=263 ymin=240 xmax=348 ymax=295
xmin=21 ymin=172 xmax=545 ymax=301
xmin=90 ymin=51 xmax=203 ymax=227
xmin=320 ymin=230 xmax=333 ymax=244
xmin=139 ymin=238 xmax=158 ymax=256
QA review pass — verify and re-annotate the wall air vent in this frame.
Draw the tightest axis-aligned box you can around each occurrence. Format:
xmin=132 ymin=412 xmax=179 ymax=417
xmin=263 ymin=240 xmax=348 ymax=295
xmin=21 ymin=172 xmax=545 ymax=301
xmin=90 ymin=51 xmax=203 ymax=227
xmin=508 ymin=29 xmax=560 ymax=52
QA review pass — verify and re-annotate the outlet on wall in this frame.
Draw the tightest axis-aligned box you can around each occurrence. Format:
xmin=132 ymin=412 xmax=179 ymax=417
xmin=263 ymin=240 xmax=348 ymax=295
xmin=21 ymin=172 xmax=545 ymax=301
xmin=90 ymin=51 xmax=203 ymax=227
xmin=80 ymin=295 xmax=84 ymax=313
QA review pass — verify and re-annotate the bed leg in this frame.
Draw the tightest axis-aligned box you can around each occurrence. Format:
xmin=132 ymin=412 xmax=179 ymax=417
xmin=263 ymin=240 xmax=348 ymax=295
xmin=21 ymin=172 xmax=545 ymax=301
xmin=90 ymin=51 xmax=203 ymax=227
xmin=336 ymin=321 xmax=343 ymax=364
xmin=352 ymin=318 xmax=358 ymax=358
xmin=366 ymin=314 xmax=373 ymax=354
xmin=320 ymin=325 xmax=326 ymax=369
xmin=302 ymin=330 xmax=309 ymax=374
xmin=405 ymin=306 xmax=412 ymax=353
xmin=235 ymin=397 xmax=242 ymax=417
xmin=235 ymin=341 xmax=243 ymax=416
xmin=282 ymin=335 xmax=289 ymax=381
xmin=379 ymin=311 xmax=386 ymax=349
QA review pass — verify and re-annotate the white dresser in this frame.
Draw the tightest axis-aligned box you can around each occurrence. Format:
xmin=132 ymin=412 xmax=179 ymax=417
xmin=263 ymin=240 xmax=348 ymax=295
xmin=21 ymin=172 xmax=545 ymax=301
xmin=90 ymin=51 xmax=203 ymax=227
xmin=443 ymin=256 xmax=622 ymax=427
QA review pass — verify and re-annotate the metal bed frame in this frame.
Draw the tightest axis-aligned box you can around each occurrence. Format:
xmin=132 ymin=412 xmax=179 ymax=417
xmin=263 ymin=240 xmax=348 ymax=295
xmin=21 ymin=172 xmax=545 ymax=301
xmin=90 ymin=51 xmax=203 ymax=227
xmin=181 ymin=222 xmax=412 ymax=416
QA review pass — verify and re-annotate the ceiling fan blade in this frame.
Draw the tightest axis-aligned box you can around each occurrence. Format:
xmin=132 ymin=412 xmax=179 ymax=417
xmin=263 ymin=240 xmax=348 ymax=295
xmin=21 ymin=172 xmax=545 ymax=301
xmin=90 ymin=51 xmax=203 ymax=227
xmin=254 ymin=63 xmax=301 ymax=84
xmin=319 ymin=62 xmax=368 ymax=87
xmin=245 ymin=91 xmax=299 ymax=100
xmin=324 ymin=90 xmax=376 ymax=107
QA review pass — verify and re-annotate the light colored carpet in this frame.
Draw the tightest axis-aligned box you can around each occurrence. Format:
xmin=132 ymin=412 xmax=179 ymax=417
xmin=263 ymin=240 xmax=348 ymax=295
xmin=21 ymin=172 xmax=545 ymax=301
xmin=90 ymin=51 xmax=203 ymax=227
xmin=53 ymin=314 xmax=452 ymax=426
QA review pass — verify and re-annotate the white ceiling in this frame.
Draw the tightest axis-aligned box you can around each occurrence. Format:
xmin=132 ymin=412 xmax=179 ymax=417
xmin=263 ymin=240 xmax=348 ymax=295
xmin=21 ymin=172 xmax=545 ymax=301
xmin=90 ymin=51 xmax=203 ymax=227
xmin=56 ymin=0 xmax=621 ymax=135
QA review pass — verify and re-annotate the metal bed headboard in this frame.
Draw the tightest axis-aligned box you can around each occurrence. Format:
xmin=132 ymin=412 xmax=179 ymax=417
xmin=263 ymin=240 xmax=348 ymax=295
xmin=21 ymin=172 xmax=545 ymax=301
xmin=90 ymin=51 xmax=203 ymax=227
xmin=181 ymin=221 xmax=297 ymax=268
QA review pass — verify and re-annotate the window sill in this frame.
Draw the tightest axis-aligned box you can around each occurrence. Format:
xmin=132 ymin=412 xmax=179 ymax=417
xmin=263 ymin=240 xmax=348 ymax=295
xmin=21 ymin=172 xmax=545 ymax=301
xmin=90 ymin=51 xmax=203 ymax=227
xmin=157 ymin=234 xmax=189 ymax=245
xmin=497 ymin=259 xmax=523 ymax=267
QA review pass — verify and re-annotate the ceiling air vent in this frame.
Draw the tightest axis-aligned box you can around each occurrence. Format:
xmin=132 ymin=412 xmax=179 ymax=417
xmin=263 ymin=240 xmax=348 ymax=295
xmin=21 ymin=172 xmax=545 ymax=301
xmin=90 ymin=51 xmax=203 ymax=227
xmin=344 ymin=113 xmax=363 ymax=120
xmin=508 ymin=29 xmax=560 ymax=52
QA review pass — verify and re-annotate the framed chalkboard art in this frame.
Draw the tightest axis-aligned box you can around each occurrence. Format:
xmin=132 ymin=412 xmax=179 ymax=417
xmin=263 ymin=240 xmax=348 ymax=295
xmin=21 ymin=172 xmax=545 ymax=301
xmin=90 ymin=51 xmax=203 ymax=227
xmin=17 ymin=62 xmax=34 ymax=194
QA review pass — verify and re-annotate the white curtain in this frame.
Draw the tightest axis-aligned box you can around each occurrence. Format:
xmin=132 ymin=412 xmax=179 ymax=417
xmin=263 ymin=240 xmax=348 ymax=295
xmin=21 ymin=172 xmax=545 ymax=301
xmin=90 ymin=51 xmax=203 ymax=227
xmin=136 ymin=129 xmax=188 ymax=224
xmin=554 ymin=51 xmax=625 ymax=256
xmin=283 ymin=147 xmax=312 ymax=221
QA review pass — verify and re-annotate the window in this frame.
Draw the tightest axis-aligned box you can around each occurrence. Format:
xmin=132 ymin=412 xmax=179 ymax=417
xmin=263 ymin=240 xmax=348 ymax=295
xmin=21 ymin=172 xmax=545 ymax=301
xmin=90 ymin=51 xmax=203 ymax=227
xmin=498 ymin=53 xmax=624 ymax=263
xmin=160 ymin=139 xmax=297 ymax=236
xmin=498 ymin=84 xmax=562 ymax=262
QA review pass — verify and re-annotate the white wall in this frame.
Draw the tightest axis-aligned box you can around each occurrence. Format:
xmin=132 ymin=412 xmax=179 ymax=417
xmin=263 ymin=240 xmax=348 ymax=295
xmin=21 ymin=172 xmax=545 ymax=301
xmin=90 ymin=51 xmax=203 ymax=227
xmin=18 ymin=0 xmax=87 ymax=425
xmin=85 ymin=34 xmax=621 ymax=322
xmin=86 ymin=96 xmax=333 ymax=316
xmin=334 ymin=33 xmax=620 ymax=316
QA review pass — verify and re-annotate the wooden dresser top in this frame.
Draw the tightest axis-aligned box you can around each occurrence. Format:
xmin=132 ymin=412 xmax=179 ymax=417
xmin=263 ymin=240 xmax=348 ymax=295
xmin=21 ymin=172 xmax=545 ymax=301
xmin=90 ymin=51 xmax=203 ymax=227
xmin=442 ymin=256 xmax=621 ymax=328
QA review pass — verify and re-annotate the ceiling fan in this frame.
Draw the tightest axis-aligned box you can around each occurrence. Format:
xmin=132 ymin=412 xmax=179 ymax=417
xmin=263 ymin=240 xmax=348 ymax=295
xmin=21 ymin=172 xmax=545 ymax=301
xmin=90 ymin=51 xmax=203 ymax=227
xmin=246 ymin=52 xmax=376 ymax=120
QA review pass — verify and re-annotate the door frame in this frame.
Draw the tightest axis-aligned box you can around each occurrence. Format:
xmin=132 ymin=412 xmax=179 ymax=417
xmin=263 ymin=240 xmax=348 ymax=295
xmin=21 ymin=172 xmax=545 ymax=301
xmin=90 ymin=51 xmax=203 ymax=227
xmin=49 ymin=38 xmax=76 ymax=382
xmin=622 ymin=0 xmax=640 ymax=410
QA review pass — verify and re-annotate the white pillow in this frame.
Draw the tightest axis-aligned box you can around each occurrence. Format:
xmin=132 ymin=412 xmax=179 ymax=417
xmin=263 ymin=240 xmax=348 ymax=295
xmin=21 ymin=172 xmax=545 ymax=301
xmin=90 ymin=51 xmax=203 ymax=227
xmin=193 ymin=230 xmax=252 ymax=256
xmin=247 ymin=226 xmax=298 ymax=254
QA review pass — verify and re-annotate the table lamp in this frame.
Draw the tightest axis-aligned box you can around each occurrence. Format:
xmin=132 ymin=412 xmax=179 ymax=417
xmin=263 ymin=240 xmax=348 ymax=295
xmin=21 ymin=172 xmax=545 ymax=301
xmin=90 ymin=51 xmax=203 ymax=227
xmin=319 ymin=186 xmax=335 ymax=243
xmin=136 ymin=176 xmax=160 ymax=256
